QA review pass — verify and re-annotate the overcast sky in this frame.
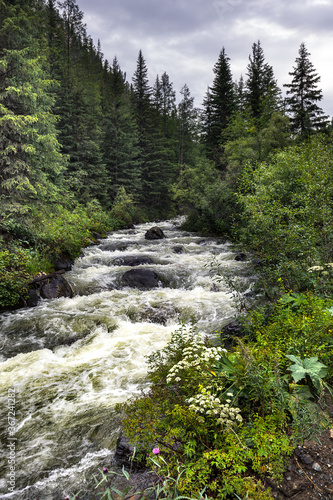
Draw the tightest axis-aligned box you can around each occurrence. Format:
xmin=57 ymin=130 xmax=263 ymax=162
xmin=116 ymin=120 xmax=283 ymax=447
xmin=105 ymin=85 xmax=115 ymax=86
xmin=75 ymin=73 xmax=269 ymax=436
xmin=77 ymin=0 xmax=333 ymax=117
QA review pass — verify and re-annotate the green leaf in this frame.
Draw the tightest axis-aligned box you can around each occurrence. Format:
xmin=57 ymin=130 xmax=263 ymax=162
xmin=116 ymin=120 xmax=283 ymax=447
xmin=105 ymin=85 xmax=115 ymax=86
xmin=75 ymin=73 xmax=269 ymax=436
xmin=286 ymin=354 xmax=328 ymax=393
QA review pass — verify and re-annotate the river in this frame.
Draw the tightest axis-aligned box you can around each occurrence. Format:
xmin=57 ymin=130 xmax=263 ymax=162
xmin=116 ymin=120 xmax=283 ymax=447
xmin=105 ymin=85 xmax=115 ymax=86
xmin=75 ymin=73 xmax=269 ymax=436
xmin=0 ymin=218 xmax=248 ymax=499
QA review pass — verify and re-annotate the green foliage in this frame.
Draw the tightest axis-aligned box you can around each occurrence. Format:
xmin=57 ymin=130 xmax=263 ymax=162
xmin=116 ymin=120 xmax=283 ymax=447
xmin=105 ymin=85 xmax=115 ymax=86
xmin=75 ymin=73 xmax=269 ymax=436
xmin=238 ymin=135 xmax=333 ymax=295
xmin=120 ymin=322 xmax=312 ymax=500
xmin=110 ymin=187 xmax=136 ymax=227
xmin=0 ymin=248 xmax=31 ymax=307
xmin=0 ymin=199 xmax=123 ymax=308
xmin=247 ymin=292 xmax=333 ymax=375
xmin=173 ymin=157 xmax=242 ymax=236
xmin=286 ymin=354 xmax=328 ymax=393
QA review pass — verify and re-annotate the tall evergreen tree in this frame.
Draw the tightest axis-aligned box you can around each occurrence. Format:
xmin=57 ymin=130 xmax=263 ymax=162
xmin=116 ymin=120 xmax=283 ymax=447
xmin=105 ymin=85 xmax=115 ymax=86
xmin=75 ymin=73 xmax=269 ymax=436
xmin=246 ymin=40 xmax=282 ymax=123
xmin=131 ymin=50 xmax=152 ymax=138
xmin=202 ymin=47 xmax=235 ymax=168
xmin=178 ymin=84 xmax=197 ymax=168
xmin=284 ymin=43 xmax=329 ymax=137
xmin=102 ymin=57 xmax=141 ymax=202
xmin=0 ymin=1 xmax=65 ymax=218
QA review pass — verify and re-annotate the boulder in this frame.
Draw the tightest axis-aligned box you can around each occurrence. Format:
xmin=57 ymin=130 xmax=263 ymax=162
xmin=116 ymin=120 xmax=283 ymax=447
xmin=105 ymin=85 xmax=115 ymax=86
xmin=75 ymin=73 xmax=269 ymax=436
xmin=121 ymin=269 xmax=166 ymax=290
xmin=144 ymin=226 xmax=166 ymax=240
xmin=39 ymin=275 xmax=74 ymax=300
xmin=55 ymin=257 xmax=73 ymax=271
xmin=114 ymin=435 xmax=147 ymax=471
xmin=138 ymin=305 xmax=178 ymax=325
xmin=172 ymin=246 xmax=184 ymax=254
xmin=113 ymin=256 xmax=155 ymax=267
xmin=235 ymin=252 xmax=247 ymax=262
xmin=26 ymin=289 xmax=40 ymax=307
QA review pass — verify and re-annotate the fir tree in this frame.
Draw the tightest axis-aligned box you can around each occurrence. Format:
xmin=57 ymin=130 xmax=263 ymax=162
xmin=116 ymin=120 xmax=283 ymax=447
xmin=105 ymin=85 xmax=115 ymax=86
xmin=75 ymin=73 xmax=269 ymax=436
xmin=284 ymin=43 xmax=329 ymax=137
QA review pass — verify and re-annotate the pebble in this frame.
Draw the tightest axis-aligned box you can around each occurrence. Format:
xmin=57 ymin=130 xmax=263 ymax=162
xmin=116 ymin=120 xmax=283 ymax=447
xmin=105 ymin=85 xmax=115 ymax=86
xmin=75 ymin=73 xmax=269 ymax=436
xmin=312 ymin=462 xmax=323 ymax=472
xmin=299 ymin=453 xmax=313 ymax=465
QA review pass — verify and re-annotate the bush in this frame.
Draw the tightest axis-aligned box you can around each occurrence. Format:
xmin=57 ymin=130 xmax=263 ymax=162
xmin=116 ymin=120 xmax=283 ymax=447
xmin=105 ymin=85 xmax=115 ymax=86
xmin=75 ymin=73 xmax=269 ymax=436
xmin=0 ymin=248 xmax=31 ymax=307
xmin=238 ymin=135 xmax=333 ymax=295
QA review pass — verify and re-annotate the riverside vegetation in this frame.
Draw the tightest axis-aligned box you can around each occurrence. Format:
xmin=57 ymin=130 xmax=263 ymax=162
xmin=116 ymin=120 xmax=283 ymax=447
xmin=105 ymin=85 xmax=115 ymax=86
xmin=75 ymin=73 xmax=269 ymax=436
xmin=1 ymin=0 xmax=333 ymax=498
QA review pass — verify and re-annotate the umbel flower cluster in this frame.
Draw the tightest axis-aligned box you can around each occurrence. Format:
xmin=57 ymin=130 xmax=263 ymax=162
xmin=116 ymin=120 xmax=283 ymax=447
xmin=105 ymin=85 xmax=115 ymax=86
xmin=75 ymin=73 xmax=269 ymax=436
xmin=166 ymin=342 xmax=227 ymax=384
xmin=187 ymin=390 xmax=243 ymax=428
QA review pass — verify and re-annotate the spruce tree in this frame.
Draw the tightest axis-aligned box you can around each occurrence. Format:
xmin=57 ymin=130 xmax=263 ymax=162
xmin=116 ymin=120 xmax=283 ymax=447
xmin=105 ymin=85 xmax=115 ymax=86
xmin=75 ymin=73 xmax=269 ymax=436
xmin=102 ymin=58 xmax=141 ymax=203
xmin=246 ymin=40 xmax=282 ymax=123
xmin=202 ymin=47 xmax=235 ymax=168
xmin=178 ymin=84 xmax=197 ymax=168
xmin=284 ymin=43 xmax=329 ymax=137
xmin=0 ymin=2 xmax=65 ymax=218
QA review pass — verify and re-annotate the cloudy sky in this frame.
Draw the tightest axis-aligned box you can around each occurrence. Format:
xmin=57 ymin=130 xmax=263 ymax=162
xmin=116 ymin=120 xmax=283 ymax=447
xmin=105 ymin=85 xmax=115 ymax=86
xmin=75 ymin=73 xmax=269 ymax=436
xmin=77 ymin=0 xmax=333 ymax=116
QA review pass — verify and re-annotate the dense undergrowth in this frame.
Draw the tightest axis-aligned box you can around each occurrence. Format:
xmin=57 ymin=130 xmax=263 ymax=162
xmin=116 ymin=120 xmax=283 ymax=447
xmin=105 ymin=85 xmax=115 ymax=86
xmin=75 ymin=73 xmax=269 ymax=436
xmin=0 ymin=187 xmax=140 ymax=309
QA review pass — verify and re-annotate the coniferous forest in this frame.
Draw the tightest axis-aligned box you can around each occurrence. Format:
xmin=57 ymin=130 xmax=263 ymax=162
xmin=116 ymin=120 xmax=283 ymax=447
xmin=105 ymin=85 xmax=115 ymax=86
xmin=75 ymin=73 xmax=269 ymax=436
xmin=1 ymin=1 xmax=333 ymax=498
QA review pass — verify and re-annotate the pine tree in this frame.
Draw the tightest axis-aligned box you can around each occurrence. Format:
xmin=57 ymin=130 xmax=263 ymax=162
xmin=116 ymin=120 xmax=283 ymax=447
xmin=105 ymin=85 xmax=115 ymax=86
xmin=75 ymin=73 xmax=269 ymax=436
xmin=202 ymin=47 xmax=235 ymax=168
xmin=284 ymin=43 xmax=329 ymax=137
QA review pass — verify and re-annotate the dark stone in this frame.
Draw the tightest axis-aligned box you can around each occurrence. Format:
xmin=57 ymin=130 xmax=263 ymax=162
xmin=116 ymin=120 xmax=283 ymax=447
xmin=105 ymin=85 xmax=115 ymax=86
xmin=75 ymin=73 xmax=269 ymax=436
xmin=55 ymin=257 xmax=73 ymax=271
xmin=172 ymin=246 xmax=184 ymax=254
xmin=138 ymin=305 xmax=179 ymax=325
xmin=235 ymin=252 xmax=247 ymax=262
xmin=26 ymin=289 xmax=40 ymax=307
xmin=113 ymin=256 xmax=155 ymax=267
xmin=114 ymin=435 xmax=147 ymax=471
xmin=39 ymin=275 xmax=74 ymax=300
xmin=100 ymin=243 xmax=130 ymax=252
xmin=121 ymin=269 xmax=167 ymax=290
xmin=299 ymin=453 xmax=313 ymax=465
xmin=144 ymin=226 xmax=166 ymax=240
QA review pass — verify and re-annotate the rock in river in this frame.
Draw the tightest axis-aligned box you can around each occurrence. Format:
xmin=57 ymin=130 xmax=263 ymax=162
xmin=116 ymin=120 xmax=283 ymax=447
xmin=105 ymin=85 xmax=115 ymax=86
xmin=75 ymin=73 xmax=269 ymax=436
xmin=144 ymin=226 xmax=166 ymax=240
xmin=121 ymin=269 xmax=167 ymax=290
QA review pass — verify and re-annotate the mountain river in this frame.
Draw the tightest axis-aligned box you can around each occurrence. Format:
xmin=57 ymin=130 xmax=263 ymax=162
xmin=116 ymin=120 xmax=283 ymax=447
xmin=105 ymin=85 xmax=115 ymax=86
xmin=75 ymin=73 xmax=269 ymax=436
xmin=0 ymin=218 xmax=248 ymax=499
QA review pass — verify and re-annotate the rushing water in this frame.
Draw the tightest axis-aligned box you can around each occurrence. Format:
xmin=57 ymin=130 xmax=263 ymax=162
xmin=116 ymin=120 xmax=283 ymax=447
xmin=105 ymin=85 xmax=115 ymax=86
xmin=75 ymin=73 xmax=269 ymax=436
xmin=0 ymin=219 xmax=247 ymax=499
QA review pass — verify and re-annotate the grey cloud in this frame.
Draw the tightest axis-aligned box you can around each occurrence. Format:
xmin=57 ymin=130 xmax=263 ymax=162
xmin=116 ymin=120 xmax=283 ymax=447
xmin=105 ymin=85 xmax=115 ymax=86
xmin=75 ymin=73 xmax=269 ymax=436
xmin=78 ymin=0 xmax=333 ymax=115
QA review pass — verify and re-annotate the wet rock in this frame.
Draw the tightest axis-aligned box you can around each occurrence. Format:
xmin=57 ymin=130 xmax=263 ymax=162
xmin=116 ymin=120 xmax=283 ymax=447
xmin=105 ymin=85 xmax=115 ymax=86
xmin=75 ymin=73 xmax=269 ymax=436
xmin=113 ymin=256 xmax=155 ymax=267
xmin=121 ymin=269 xmax=167 ymax=290
xmin=26 ymin=289 xmax=40 ymax=307
xmin=100 ymin=242 xmax=130 ymax=252
xmin=39 ymin=275 xmax=74 ymax=300
xmin=55 ymin=257 xmax=73 ymax=271
xmin=144 ymin=226 xmax=166 ymax=240
xmin=138 ymin=305 xmax=179 ymax=325
xmin=114 ymin=435 xmax=147 ymax=471
xmin=235 ymin=252 xmax=247 ymax=262
xmin=172 ymin=246 xmax=184 ymax=254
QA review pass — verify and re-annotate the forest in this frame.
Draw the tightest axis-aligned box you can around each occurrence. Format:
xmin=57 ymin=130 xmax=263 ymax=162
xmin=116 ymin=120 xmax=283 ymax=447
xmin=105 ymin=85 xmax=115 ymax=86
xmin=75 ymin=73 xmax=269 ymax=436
xmin=1 ymin=0 xmax=333 ymax=498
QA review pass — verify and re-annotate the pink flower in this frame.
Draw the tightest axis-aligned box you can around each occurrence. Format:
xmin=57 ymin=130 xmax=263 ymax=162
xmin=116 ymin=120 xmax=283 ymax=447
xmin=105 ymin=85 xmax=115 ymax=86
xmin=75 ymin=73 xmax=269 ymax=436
xmin=152 ymin=447 xmax=159 ymax=455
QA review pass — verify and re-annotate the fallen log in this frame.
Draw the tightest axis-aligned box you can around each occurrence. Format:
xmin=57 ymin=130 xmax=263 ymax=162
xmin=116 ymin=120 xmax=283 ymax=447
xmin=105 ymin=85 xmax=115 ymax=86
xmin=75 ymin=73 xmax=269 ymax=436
xmin=28 ymin=269 xmax=65 ymax=285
